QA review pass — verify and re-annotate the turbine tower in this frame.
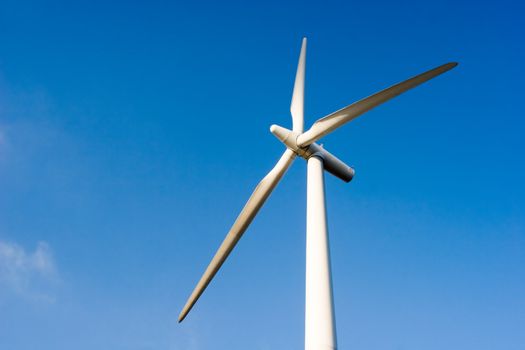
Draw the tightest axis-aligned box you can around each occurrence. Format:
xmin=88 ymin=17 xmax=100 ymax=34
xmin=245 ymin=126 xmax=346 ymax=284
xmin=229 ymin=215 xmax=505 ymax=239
xmin=179 ymin=38 xmax=457 ymax=349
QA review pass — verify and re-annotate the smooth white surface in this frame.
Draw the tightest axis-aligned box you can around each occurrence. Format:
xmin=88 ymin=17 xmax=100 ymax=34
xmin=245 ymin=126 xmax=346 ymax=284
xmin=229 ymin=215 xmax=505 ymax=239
xmin=290 ymin=38 xmax=306 ymax=133
xmin=305 ymin=156 xmax=337 ymax=350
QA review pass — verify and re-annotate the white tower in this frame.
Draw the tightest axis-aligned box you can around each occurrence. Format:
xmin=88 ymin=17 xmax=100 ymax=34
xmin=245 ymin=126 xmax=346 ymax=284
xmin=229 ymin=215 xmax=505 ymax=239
xmin=305 ymin=155 xmax=337 ymax=349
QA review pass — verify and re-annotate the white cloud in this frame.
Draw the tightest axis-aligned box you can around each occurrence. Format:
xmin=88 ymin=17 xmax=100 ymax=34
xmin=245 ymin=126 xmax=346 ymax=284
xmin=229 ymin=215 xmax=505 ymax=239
xmin=0 ymin=240 xmax=58 ymax=301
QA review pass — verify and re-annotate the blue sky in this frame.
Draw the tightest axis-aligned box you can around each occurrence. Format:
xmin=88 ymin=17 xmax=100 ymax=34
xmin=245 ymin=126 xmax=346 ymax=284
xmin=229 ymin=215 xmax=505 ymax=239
xmin=0 ymin=0 xmax=523 ymax=349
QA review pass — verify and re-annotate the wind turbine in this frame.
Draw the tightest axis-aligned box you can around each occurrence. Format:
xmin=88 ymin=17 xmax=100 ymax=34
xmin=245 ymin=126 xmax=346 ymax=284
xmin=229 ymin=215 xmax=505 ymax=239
xmin=179 ymin=38 xmax=457 ymax=349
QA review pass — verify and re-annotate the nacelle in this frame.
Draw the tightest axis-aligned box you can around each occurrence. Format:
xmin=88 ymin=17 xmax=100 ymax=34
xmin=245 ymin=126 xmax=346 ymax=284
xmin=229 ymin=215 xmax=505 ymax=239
xmin=306 ymin=143 xmax=355 ymax=182
xmin=270 ymin=124 xmax=355 ymax=183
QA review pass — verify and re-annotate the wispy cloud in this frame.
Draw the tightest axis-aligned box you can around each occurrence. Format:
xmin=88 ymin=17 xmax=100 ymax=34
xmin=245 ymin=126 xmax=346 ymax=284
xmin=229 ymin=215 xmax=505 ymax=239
xmin=0 ymin=240 xmax=58 ymax=302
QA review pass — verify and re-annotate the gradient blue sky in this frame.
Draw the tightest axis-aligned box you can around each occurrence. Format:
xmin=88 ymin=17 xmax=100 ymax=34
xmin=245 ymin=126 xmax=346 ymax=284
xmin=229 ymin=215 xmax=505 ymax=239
xmin=0 ymin=0 xmax=523 ymax=349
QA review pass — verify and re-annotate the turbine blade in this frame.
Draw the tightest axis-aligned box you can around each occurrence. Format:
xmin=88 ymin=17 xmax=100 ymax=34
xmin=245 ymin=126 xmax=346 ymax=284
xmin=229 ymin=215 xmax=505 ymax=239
xmin=290 ymin=38 xmax=307 ymax=133
xmin=178 ymin=149 xmax=296 ymax=322
xmin=297 ymin=62 xmax=458 ymax=147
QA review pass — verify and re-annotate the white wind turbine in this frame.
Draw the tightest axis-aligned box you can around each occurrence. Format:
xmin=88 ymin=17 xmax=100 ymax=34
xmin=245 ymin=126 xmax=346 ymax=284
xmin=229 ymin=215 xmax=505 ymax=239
xmin=179 ymin=38 xmax=457 ymax=350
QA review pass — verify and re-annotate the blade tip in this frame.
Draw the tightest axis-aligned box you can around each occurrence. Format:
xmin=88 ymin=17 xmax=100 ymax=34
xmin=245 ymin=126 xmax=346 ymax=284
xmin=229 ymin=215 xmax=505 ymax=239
xmin=446 ymin=62 xmax=459 ymax=69
xmin=178 ymin=302 xmax=192 ymax=323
